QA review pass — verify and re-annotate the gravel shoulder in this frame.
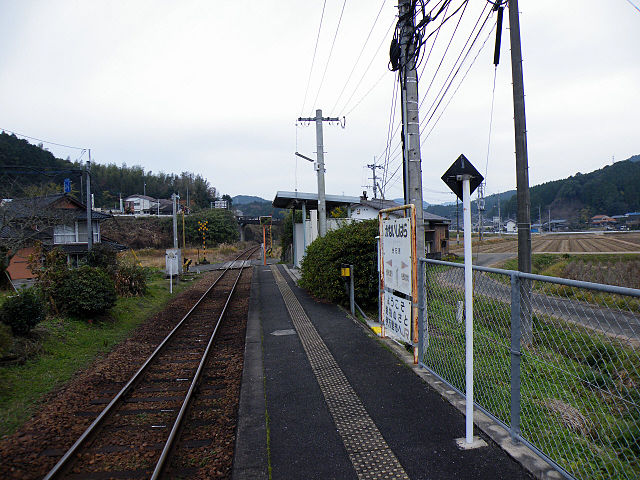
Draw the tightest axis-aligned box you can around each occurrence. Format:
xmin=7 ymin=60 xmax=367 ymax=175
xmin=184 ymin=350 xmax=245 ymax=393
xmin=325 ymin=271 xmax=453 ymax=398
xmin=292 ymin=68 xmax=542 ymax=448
xmin=0 ymin=271 xmax=221 ymax=480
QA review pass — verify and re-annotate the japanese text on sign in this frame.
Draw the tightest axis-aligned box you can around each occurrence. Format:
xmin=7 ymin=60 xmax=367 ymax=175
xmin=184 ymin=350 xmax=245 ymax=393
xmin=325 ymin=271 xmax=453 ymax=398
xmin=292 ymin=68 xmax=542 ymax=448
xmin=381 ymin=217 xmax=412 ymax=296
xmin=383 ymin=292 xmax=412 ymax=344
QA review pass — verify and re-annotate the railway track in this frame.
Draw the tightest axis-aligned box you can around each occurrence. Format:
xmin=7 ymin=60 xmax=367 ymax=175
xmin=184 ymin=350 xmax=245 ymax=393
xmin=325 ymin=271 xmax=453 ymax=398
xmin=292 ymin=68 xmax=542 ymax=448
xmin=43 ymin=246 xmax=259 ymax=480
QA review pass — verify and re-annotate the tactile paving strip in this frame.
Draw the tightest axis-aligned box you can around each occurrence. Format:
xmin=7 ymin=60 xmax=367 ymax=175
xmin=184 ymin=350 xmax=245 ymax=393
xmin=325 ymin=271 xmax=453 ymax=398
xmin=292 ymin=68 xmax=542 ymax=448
xmin=271 ymin=265 xmax=410 ymax=480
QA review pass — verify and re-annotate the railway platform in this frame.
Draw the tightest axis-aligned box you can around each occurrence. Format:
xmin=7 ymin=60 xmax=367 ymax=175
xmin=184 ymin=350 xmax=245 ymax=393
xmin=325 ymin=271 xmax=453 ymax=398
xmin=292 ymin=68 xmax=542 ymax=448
xmin=233 ymin=264 xmax=535 ymax=480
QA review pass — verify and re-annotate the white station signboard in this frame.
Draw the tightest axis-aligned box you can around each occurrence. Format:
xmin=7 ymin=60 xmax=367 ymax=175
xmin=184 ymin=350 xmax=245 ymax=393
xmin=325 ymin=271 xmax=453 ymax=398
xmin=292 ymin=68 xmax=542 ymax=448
xmin=383 ymin=292 xmax=412 ymax=344
xmin=381 ymin=217 xmax=412 ymax=296
xmin=380 ymin=211 xmax=416 ymax=345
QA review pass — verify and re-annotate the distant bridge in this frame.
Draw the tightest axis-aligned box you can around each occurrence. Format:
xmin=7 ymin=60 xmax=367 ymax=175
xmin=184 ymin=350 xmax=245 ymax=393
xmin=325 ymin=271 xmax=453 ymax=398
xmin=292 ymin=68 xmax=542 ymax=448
xmin=236 ymin=216 xmax=282 ymax=242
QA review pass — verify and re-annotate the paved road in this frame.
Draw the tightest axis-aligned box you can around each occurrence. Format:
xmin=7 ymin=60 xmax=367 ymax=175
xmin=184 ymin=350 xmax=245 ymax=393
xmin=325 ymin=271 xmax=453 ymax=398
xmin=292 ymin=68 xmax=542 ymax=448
xmin=471 ymin=253 xmax=516 ymax=267
xmin=434 ymin=269 xmax=640 ymax=343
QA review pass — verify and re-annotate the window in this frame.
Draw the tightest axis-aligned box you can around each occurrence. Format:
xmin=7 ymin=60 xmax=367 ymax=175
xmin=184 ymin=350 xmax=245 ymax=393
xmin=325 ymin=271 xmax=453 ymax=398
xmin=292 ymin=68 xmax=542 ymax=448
xmin=53 ymin=225 xmax=76 ymax=244
xmin=77 ymin=221 xmax=99 ymax=243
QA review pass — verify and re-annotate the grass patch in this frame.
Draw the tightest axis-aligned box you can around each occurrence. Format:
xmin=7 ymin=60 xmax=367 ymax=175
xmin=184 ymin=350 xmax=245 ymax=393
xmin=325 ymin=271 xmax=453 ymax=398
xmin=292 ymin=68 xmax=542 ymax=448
xmin=495 ymin=254 xmax=640 ymax=312
xmin=423 ymin=276 xmax=640 ymax=480
xmin=0 ymin=269 xmax=190 ymax=436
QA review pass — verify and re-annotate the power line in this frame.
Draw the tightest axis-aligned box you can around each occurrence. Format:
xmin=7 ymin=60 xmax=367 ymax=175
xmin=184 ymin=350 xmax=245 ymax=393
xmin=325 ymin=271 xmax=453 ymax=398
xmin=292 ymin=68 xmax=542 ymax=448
xmin=299 ymin=0 xmax=328 ymax=116
xmin=343 ymin=70 xmax=387 ymax=117
xmin=624 ymin=0 xmax=640 ymax=13
xmin=418 ymin=1 xmax=470 ymax=111
xmin=419 ymin=6 xmax=493 ymax=136
xmin=421 ymin=18 xmax=496 ymax=143
xmin=338 ymin=16 xmax=396 ymax=116
xmin=484 ymin=65 xmax=499 ymax=183
xmin=380 ymin=76 xmax=400 ymax=194
xmin=385 ymin=10 xmax=495 ymax=190
xmin=330 ymin=0 xmax=387 ymax=113
xmin=0 ymin=128 xmax=87 ymax=150
xmin=312 ymin=0 xmax=348 ymax=110
xmin=375 ymin=0 xmax=463 ymax=174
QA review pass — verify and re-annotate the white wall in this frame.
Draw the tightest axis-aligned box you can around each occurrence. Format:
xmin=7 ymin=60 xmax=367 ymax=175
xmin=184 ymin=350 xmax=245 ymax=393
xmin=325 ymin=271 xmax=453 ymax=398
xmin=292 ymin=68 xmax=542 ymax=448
xmin=293 ymin=210 xmax=356 ymax=267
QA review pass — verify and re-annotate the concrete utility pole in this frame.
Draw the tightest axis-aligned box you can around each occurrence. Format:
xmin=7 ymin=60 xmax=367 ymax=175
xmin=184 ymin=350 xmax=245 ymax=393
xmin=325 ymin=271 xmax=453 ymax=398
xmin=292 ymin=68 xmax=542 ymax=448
xmin=477 ymin=183 xmax=485 ymax=241
xmin=297 ymin=109 xmax=341 ymax=237
xmin=367 ymin=161 xmax=384 ymax=199
xmin=172 ymin=194 xmax=178 ymax=249
xmin=538 ymin=205 xmax=542 ymax=232
xmin=498 ymin=191 xmax=502 ymax=236
xmin=86 ymin=156 xmax=92 ymax=251
xmin=398 ymin=0 xmax=425 ymax=258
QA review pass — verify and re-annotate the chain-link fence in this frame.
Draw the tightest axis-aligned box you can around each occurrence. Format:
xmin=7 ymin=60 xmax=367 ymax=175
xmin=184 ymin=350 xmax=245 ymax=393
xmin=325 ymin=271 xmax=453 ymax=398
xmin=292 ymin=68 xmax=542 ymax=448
xmin=420 ymin=259 xmax=640 ymax=480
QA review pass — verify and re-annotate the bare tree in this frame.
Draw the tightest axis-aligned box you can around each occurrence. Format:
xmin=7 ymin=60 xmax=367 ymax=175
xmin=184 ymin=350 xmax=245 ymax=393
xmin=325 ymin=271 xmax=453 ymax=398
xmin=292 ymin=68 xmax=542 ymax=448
xmin=0 ymin=190 xmax=78 ymax=289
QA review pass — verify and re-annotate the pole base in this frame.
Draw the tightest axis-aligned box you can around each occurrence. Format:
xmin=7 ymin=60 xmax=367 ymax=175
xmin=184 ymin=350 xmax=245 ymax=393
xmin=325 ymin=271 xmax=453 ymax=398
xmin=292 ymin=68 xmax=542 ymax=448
xmin=455 ymin=436 xmax=487 ymax=450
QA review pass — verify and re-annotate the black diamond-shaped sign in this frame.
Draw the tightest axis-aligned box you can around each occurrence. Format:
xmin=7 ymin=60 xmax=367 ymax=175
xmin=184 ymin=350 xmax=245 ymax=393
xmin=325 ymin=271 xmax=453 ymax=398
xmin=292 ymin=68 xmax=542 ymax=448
xmin=441 ymin=154 xmax=484 ymax=201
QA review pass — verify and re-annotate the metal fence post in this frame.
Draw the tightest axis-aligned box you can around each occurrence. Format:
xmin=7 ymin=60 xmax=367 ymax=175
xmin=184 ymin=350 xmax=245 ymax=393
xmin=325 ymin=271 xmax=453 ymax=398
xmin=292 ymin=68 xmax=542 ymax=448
xmin=349 ymin=264 xmax=355 ymax=316
xmin=418 ymin=260 xmax=426 ymax=363
xmin=510 ymin=273 xmax=522 ymax=443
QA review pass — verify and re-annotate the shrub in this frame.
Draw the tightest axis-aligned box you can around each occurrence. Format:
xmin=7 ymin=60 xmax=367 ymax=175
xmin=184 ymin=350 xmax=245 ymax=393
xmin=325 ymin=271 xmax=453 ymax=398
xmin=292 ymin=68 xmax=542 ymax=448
xmin=57 ymin=266 xmax=117 ymax=318
xmin=0 ymin=288 xmax=46 ymax=336
xmin=280 ymin=210 xmax=301 ymax=263
xmin=299 ymin=220 xmax=379 ymax=309
xmin=0 ymin=322 xmax=13 ymax=355
xmin=85 ymin=243 xmax=118 ymax=270
xmin=28 ymin=244 xmax=69 ymax=313
xmin=114 ymin=264 xmax=148 ymax=297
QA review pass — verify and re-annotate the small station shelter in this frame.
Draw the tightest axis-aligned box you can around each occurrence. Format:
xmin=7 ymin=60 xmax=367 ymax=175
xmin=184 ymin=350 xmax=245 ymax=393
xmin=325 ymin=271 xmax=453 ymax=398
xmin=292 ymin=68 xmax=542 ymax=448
xmin=273 ymin=191 xmax=359 ymax=267
xmin=273 ymin=191 xmax=450 ymax=267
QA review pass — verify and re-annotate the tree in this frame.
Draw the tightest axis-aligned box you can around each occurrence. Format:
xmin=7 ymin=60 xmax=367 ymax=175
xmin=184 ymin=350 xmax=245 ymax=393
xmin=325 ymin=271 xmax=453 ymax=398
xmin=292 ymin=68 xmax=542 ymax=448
xmin=0 ymin=196 xmax=77 ymax=289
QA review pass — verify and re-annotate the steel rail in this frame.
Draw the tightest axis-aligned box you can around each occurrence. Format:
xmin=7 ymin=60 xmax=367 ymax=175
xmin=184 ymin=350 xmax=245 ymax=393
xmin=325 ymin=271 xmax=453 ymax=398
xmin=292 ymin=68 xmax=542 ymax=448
xmin=43 ymin=246 xmax=259 ymax=480
xmin=151 ymin=250 xmax=251 ymax=479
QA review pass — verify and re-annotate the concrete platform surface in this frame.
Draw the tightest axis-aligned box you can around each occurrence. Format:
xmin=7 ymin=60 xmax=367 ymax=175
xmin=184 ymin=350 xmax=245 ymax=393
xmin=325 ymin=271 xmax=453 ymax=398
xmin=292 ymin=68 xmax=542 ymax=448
xmin=232 ymin=264 xmax=536 ymax=480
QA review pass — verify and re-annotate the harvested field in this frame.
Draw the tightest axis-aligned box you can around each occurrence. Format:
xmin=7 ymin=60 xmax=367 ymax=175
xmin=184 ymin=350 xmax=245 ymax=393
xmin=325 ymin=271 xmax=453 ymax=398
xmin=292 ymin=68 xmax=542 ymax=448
xmin=451 ymin=233 xmax=640 ymax=254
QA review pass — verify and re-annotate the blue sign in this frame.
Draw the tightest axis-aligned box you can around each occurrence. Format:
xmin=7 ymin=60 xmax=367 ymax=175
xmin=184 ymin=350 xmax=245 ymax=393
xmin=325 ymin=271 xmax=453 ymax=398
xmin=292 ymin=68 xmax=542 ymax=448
xmin=64 ymin=178 xmax=71 ymax=193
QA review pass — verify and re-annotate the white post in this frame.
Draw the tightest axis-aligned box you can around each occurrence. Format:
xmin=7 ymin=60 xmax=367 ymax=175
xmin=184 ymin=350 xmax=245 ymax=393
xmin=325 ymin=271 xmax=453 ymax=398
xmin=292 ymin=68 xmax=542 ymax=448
xmin=302 ymin=201 xmax=307 ymax=257
xmin=169 ymin=255 xmax=173 ymax=294
xmin=462 ymin=175 xmax=474 ymax=444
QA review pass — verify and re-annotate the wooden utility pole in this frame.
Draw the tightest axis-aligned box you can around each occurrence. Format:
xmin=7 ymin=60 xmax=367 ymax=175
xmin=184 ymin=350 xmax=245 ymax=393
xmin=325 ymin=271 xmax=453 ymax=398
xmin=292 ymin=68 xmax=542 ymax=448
xmin=398 ymin=0 xmax=425 ymax=258
xmin=508 ymin=0 xmax=532 ymax=341
xmin=508 ymin=0 xmax=532 ymax=274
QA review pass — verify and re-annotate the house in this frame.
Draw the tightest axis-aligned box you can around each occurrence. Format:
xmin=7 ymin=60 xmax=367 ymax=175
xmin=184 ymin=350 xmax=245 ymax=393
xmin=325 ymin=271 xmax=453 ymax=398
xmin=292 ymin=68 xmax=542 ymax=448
xmin=349 ymin=197 xmax=401 ymax=220
xmin=591 ymin=214 xmax=616 ymax=227
xmin=123 ymin=195 xmax=178 ymax=215
xmin=124 ymin=194 xmax=156 ymax=214
xmin=626 ymin=212 xmax=640 ymax=228
xmin=2 ymin=194 xmax=120 ymax=282
xmin=504 ymin=219 xmax=517 ymax=233
xmin=548 ymin=219 xmax=569 ymax=232
xmin=348 ymin=194 xmax=450 ymax=257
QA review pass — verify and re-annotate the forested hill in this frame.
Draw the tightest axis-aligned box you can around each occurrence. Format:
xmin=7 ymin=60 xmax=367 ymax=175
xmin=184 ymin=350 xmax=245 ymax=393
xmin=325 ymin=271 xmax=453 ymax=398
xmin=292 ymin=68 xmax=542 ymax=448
xmin=500 ymin=156 xmax=640 ymax=222
xmin=231 ymin=195 xmax=286 ymax=219
xmin=425 ymin=155 xmax=640 ymax=225
xmin=0 ymin=132 xmax=222 ymax=210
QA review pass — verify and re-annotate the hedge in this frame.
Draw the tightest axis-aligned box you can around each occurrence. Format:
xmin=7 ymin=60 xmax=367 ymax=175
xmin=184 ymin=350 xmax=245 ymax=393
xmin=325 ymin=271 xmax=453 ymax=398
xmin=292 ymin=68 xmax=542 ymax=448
xmin=299 ymin=220 xmax=379 ymax=309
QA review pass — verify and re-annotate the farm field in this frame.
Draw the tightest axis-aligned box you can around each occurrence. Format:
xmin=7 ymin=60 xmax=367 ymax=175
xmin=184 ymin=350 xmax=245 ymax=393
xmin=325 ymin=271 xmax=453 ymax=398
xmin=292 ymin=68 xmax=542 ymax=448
xmin=450 ymin=232 xmax=640 ymax=254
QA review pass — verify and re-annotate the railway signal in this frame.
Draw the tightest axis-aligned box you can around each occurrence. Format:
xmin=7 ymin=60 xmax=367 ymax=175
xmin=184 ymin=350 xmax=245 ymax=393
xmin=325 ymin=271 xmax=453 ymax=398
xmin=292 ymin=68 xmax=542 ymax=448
xmin=198 ymin=220 xmax=209 ymax=264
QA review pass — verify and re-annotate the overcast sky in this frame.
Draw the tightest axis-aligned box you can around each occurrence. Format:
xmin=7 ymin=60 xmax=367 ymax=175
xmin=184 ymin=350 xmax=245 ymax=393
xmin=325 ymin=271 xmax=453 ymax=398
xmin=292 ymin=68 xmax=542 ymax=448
xmin=1 ymin=0 xmax=638 ymax=204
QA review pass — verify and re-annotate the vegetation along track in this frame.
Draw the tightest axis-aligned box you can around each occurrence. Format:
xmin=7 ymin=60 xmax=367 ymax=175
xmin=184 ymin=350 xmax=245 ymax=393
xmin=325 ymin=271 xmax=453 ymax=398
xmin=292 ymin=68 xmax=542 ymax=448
xmin=42 ymin=246 xmax=259 ymax=480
